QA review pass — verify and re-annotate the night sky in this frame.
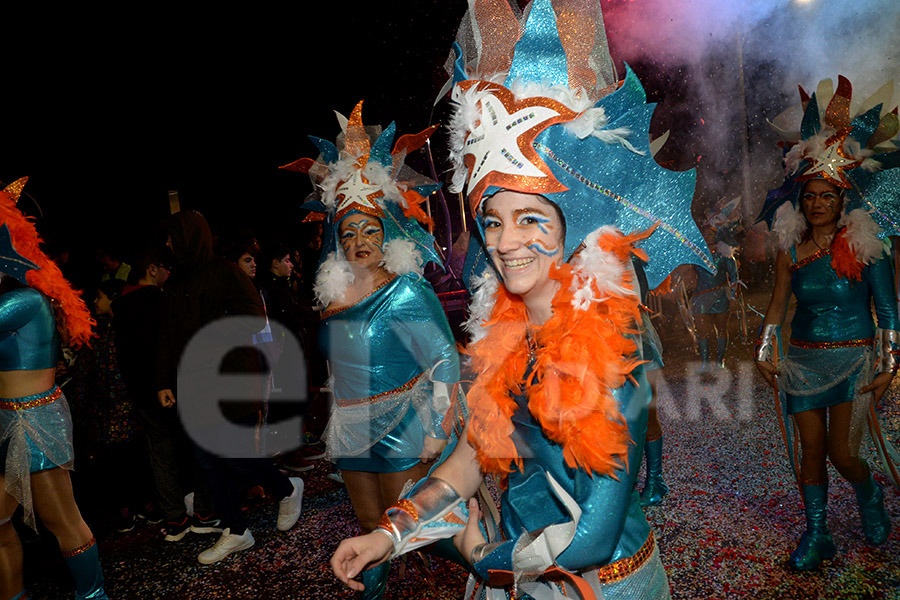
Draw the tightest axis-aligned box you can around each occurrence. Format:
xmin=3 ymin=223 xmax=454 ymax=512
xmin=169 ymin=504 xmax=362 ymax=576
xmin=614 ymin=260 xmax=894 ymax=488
xmin=5 ymin=0 xmax=894 ymax=290
xmin=4 ymin=3 xmax=470 ymax=270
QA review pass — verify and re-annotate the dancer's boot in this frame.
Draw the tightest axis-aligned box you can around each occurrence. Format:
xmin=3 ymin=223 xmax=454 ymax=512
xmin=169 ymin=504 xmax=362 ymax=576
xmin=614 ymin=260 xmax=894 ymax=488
xmin=640 ymin=435 xmax=669 ymax=506
xmin=696 ymin=340 xmax=710 ymax=373
xmin=360 ymin=559 xmax=390 ymax=599
xmin=61 ymin=538 xmax=108 ymax=599
xmin=850 ymin=462 xmax=891 ymax=545
xmin=715 ymin=337 xmax=727 ymax=369
xmin=789 ymin=482 xmax=836 ymax=570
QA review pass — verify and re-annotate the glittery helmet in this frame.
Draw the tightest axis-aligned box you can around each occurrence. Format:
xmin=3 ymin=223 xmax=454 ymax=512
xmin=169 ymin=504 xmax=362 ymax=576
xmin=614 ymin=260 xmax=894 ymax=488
xmin=281 ymin=101 xmax=443 ymax=305
xmin=757 ymin=75 xmax=900 ymax=234
xmin=448 ymin=0 xmax=714 ymax=289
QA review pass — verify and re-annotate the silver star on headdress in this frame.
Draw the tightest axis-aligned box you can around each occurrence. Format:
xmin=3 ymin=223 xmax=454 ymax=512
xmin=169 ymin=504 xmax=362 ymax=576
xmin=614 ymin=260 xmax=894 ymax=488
xmin=334 ymin=167 xmax=385 ymax=220
xmin=799 ymin=128 xmax=861 ymax=188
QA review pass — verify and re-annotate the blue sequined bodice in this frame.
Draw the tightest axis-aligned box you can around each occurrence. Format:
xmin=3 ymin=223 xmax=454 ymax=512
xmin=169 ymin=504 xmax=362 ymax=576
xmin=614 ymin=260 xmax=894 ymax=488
xmin=0 ymin=288 xmax=60 ymax=371
xmin=501 ymin=366 xmax=651 ymax=570
xmin=790 ymin=250 xmax=898 ymax=342
xmin=319 ymin=273 xmax=459 ymax=401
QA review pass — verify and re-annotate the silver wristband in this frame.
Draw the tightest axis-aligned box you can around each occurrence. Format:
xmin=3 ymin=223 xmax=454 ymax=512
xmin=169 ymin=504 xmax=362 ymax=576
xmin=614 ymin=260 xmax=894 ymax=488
xmin=470 ymin=541 xmax=503 ymax=566
xmin=755 ymin=324 xmax=781 ymax=363
xmin=876 ymin=328 xmax=900 ymax=374
xmin=376 ymin=477 xmax=461 ymax=554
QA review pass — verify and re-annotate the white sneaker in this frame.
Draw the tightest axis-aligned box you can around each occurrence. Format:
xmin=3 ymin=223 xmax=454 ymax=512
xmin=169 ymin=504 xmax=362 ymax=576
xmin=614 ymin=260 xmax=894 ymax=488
xmin=198 ymin=528 xmax=255 ymax=564
xmin=276 ymin=477 xmax=304 ymax=531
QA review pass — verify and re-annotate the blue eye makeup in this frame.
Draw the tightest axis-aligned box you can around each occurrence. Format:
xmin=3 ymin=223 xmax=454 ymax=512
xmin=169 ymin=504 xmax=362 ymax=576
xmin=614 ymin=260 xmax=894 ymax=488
xmin=519 ymin=213 xmax=551 ymax=234
xmin=483 ymin=216 xmax=501 ymax=229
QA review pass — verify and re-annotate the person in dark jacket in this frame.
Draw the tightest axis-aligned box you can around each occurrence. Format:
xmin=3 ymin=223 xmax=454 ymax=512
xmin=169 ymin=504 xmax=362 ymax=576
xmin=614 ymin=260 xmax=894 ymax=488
xmin=115 ymin=249 xmax=218 ymax=541
xmin=156 ymin=211 xmax=303 ymax=565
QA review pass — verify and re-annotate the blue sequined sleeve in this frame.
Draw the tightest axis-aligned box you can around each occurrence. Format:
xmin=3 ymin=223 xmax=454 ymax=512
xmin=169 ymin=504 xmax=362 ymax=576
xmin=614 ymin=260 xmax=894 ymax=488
xmin=392 ymin=276 xmax=461 ymax=435
xmin=474 ymin=368 xmax=651 ymax=579
xmin=868 ymin=255 xmax=899 ymax=331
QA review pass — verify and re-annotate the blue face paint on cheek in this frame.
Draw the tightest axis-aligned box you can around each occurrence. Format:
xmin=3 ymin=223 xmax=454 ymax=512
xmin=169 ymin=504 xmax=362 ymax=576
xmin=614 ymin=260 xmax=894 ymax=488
xmin=527 ymin=241 xmax=559 ymax=257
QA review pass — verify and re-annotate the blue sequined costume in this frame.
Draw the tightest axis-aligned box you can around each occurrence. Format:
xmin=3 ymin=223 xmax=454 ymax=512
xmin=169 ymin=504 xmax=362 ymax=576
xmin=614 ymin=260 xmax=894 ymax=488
xmin=469 ymin=363 xmax=669 ymax=599
xmin=780 ymin=247 xmax=898 ymax=415
xmin=691 ymin=253 xmax=737 ymax=315
xmin=320 ymin=273 xmax=460 ymax=473
xmin=0 ymin=288 xmax=75 ymax=522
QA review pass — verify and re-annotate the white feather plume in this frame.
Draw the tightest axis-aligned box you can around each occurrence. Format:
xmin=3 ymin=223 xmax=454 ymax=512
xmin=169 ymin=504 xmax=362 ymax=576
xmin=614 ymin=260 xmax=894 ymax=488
xmin=772 ymin=202 xmax=807 ymax=250
xmin=448 ymin=83 xmax=494 ymax=194
xmin=838 ymin=208 xmax=885 ymax=264
xmin=565 ymin=107 xmax=645 ymax=155
xmin=381 ymin=238 xmax=424 ymax=276
xmin=568 ymin=226 xmax=635 ymax=311
xmin=313 ymin=251 xmax=355 ymax=307
xmin=715 ymin=241 xmax=736 ymax=259
xmin=463 ymin=271 xmax=499 ymax=344
xmin=507 ymin=79 xmax=593 ymax=113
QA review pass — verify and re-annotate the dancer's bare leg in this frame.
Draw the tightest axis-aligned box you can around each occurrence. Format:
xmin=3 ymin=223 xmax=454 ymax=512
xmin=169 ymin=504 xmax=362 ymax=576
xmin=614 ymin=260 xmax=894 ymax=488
xmin=30 ymin=468 xmax=93 ymax=551
xmin=0 ymin=476 xmax=24 ymax=600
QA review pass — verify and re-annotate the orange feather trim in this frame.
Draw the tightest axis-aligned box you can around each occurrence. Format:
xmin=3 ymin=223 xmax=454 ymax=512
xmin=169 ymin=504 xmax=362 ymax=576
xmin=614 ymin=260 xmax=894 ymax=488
xmin=466 ymin=229 xmax=642 ymax=479
xmin=0 ymin=189 xmax=94 ymax=348
xmin=399 ymin=189 xmax=435 ymax=228
xmin=830 ymin=227 xmax=864 ymax=281
xmin=650 ymin=274 xmax=674 ymax=296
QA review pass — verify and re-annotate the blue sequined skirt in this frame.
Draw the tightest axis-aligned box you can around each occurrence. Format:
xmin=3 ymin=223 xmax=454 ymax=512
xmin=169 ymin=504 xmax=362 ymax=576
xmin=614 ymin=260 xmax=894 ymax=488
xmin=335 ymin=404 xmax=424 ymax=473
xmin=0 ymin=385 xmax=74 ymax=473
xmin=0 ymin=385 xmax=75 ymax=529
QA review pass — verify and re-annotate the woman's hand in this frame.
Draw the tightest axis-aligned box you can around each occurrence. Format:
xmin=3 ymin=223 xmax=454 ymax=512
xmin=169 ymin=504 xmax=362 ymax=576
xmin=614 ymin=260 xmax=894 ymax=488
xmin=861 ymin=371 xmax=895 ymax=405
xmin=454 ymin=498 xmax=486 ymax=565
xmin=330 ymin=531 xmax=394 ymax=592
xmin=419 ymin=436 xmax=448 ymax=463
xmin=755 ymin=360 xmax=780 ymax=388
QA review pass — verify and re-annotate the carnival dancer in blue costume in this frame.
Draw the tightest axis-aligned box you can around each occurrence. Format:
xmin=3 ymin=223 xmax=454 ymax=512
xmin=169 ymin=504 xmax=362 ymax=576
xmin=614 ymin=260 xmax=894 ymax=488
xmin=756 ymin=76 xmax=900 ymax=570
xmin=0 ymin=179 xmax=107 ymax=599
xmin=281 ymin=101 xmax=464 ymax=598
xmin=691 ymin=227 xmax=738 ymax=372
xmin=330 ymin=1 xmax=714 ymax=597
xmin=634 ymin=260 xmax=668 ymax=507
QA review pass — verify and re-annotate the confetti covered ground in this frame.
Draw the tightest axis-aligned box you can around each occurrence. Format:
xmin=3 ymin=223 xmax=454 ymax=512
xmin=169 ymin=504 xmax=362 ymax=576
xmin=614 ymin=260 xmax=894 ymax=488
xmin=18 ymin=293 xmax=900 ymax=599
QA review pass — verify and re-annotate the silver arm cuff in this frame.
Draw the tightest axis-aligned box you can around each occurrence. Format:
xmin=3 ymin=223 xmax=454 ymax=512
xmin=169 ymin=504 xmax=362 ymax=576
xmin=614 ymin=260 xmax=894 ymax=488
xmin=876 ymin=328 xmax=900 ymax=374
xmin=376 ymin=477 xmax=461 ymax=556
xmin=470 ymin=541 xmax=504 ymax=565
xmin=755 ymin=324 xmax=781 ymax=363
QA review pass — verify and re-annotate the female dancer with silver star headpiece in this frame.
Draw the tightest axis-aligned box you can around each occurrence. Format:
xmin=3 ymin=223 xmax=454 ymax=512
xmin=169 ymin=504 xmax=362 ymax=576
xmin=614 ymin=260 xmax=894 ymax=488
xmin=330 ymin=1 xmax=714 ymax=597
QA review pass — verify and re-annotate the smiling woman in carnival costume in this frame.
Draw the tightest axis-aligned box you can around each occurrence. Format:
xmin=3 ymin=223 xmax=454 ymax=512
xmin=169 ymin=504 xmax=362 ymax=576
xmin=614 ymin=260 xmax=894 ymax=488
xmin=330 ymin=1 xmax=714 ymax=598
xmin=756 ymin=76 xmax=900 ymax=570
xmin=0 ymin=178 xmax=106 ymax=599
xmin=282 ymin=102 xmax=464 ymax=598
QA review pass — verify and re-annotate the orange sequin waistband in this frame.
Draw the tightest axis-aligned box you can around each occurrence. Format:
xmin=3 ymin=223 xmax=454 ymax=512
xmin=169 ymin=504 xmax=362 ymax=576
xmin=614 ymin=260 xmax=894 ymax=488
xmin=789 ymin=338 xmax=873 ymax=349
xmin=334 ymin=374 xmax=424 ymax=408
xmin=0 ymin=385 xmax=62 ymax=411
xmin=591 ymin=532 xmax=655 ymax=585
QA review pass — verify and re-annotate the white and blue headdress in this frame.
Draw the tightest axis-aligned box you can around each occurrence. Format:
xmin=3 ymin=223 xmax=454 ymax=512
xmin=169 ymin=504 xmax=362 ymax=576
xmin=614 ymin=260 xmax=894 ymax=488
xmin=758 ymin=75 xmax=900 ymax=251
xmin=448 ymin=0 xmax=714 ymax=291
xmin=757 ymin=75 xmax=900 ymax=264
xmin=281 ymin=101 xmax=442 ymax=306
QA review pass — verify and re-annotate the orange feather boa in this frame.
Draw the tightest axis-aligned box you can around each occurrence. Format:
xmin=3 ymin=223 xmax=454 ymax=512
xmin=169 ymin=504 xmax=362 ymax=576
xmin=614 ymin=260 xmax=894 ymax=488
xmin=0 ymin=186 xmax=94 ymax=348
xmin=830 ymin=227 xmax=865 ymax=281
xmin=466 ymin=229 xmax=646 ymax=479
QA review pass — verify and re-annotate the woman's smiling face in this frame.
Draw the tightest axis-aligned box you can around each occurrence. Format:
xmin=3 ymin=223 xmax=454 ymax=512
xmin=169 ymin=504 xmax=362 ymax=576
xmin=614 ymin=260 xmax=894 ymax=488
xmin=482 ymin=191 xmax=564 ymax=307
